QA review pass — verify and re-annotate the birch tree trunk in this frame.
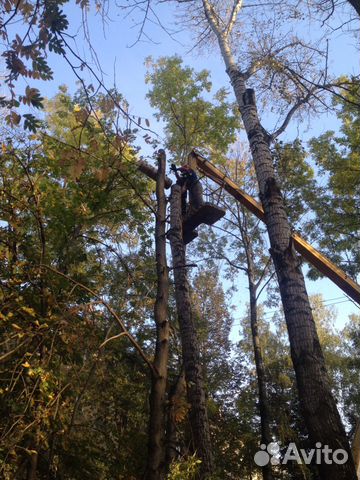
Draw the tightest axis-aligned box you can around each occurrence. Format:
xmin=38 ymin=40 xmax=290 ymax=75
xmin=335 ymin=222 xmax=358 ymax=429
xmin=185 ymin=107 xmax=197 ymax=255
xmin=201 ymin=2 xmax=356 ymax=478
xmin=146 ymin=150 xmax=170 ymax=480
xmin=168 ymin=184 xmax=214 ymax=478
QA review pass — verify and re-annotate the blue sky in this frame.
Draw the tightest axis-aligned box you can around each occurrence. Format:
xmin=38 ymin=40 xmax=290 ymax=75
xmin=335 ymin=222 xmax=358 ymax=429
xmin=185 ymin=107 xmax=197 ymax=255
xmin=6 ymin=1 xmax=358 ymax=330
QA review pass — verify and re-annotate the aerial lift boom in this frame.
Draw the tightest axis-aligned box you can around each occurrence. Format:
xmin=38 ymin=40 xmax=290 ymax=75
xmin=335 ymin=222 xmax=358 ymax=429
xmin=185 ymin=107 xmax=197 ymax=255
xmin=189 ymin=151 xmax=360 ymax=305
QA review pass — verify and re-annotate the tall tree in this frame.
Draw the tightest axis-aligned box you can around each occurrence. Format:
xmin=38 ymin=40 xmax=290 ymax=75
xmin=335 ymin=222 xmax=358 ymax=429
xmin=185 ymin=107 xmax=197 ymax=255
xmin=170 ymin=2 xmax=357 ymax=478
xmin=0 ymin=87 xmax=156 ymax=479
xmin=197 ymin=152 xmax=276 ymax=480
xmin=146 ymin=56 xmax=240 ymax=163
xmin=236 ymin=293 xmax=353 ymax=480
xmin=146 ymin=56 xmax=241 ymax=477
xmin=146 ymin=150 xmax=171 ymax=480
xmin=168 ymin=185 xmax=214 ymax=478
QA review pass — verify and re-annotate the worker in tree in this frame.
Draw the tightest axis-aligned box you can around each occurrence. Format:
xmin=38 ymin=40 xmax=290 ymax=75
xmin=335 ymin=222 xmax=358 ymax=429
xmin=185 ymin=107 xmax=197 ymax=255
xmin=170 ymin=164 xmax=204 ymax=216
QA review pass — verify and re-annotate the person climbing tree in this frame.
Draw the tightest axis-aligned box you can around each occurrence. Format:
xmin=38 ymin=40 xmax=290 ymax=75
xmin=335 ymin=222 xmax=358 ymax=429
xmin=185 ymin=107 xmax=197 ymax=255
xmin=170 ymin=164 xmax=204 ymax=215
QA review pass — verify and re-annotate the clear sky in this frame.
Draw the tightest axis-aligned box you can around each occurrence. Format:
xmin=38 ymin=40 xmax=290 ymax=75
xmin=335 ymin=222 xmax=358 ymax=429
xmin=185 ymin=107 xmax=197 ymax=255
xmin=8 ymin=1 xmax=358 ymax=332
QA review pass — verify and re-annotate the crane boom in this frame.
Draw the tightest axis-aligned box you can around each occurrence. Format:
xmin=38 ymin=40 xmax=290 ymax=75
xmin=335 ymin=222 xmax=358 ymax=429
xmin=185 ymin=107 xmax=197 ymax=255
xmin=189 ymin=151 xmax=360 ymax=305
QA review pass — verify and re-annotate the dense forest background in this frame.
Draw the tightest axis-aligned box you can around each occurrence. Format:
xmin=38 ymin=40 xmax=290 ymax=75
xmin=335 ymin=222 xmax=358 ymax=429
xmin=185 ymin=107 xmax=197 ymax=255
xmin=0 ymin=1 xmax=359 ymax=479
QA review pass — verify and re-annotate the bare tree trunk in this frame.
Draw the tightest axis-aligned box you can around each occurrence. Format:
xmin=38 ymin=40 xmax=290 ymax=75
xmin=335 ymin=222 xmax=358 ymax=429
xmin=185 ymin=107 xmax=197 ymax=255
xmin=146 ymin=150 xmax=171 ymax=480
xmin=202 ymin=4 xmax=356 ymax=478
xmin=168 ymin=184 xmax=214 ymax=479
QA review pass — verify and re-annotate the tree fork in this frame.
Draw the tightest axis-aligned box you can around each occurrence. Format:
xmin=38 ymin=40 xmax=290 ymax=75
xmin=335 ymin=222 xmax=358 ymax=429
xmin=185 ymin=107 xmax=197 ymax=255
xmin=146 ymin=150 xmax=171 ymax=480
xmin=168 ymin=184 xmax=214 ymax=478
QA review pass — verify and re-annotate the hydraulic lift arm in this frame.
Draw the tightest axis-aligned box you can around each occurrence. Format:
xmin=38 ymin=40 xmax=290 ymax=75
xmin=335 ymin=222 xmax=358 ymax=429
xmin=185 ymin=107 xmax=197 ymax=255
xmin=189 ymin=151 xmax=360 ymax=305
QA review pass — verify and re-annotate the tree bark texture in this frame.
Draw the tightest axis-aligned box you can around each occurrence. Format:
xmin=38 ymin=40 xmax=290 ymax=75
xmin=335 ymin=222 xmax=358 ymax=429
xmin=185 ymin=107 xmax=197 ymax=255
xmin=201 ymin=5 xmax=356 ymax=477
xmin=168 ymin=184 xmax=214 ymax=478
xmin=146 ymin=150 xmax=170 ymax=480
xmin=229 ymin=69 xmax=356 ymax=480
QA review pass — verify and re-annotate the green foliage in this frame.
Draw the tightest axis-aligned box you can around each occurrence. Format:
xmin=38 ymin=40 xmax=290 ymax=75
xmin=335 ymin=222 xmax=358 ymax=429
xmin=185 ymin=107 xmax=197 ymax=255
xmin=0 ymin=0 xmax=102 ymax=132
xmin=146 ymin=56 xmax=240 ymax=163
xmin=0 ymin=86 xmax=155 ymax=479
xmin=191 ymin=267 xmax=234 ymax=391
xmin=306 ymin=78 xmax=360 ymax=279
xmin=168 ymin=454 xmax=202 ymax=480
xmin=234 ymin=295 xmax=355 ymax=480
xmin=273 ymin=139 xmax=315 ymax=227
xmin=0 ymin=39 xmax=358 ymax=478
xmin=338 ymin=314 xmax=360 ymax=430
xmin=22 ymin=114 xmax=42 ymax=133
